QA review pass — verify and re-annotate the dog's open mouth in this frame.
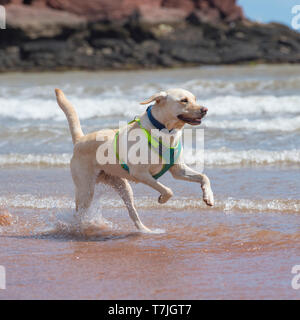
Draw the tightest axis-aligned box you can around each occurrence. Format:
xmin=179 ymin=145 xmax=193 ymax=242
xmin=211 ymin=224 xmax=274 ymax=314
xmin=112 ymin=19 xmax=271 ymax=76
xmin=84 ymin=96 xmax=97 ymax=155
xmin=177 ymin=114 xmax=206 ymax=125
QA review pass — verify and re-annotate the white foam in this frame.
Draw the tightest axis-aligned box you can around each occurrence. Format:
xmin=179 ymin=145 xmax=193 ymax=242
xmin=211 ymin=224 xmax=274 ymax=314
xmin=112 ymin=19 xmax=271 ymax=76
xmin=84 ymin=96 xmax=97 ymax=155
xmin=201 ymin=148 xmax=300 ymax=166
xmin=1 ymin=193 xmax=300 ymax=214
xmin=180 ymin=77 xmax=300 ymax=97
xmin=0 ymin=194 xmax=74 ymax=209
xmin=0 ymin=153 xmax=71 ymax=166
xmin=2 ymin=75 xmax=300 ymax=98
xmin=205 ymin=116 xmax=300 ymax=131
xmin=0 ymin=97 xmax=139 ymax=121
xmin=0 ymin=95 xmax=300 ymax=121
xmin=0 ymin=148 xmax=299 ymax=168
xmin=203 ymin=95 xmax=300 ymax=116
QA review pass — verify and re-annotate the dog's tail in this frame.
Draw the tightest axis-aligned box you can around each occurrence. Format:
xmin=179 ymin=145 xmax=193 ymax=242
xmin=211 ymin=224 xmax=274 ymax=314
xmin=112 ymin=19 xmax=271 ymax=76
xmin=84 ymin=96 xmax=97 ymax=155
xmin=55 ymin=89 xmax=84 ymax=144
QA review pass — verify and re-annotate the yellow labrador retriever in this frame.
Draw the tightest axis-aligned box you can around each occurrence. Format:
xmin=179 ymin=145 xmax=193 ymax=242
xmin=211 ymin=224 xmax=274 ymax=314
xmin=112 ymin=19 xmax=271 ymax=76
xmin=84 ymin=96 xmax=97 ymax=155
xmin=55 ymin=88 xmax=214 ymax=233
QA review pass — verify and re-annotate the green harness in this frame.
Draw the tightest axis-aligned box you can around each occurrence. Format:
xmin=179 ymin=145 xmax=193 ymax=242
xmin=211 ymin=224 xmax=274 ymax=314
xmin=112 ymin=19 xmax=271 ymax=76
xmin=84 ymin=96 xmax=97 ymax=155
xmin=114 ymin=118 xmax=182 ymax=180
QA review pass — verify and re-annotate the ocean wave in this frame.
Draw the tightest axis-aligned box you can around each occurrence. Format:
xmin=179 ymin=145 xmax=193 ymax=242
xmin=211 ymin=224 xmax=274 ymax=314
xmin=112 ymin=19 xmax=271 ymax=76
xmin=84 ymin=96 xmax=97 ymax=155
xmin=181 ymin=77 xmax=300 ymax=97
xmin=0 ymin=149 xmax=299 ymax=167
xmin=0 ymin=95 xmax=300 ymax=121
xmin=203 ymin=95 xmax=300 ymax=116
xmin=194 ymin=149 xmax=300 ymax=166
xmin=1 ymin=75 xmax=300 ymax=99
xmin=0 ymin=97 xmax=139 ymax=121
xmin=1 ymin=194 xmax=300 ymax=214
xmin=204 ymin=116 xmax=300 ymax=132
xmin=0 ymin=153 xmax=71 ymax=167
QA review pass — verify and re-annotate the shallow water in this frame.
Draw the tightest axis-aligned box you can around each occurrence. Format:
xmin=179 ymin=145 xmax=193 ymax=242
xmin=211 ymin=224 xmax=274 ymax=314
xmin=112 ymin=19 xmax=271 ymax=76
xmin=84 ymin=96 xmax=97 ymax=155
xmin=0 ymin=65 xmax=300 ymax=299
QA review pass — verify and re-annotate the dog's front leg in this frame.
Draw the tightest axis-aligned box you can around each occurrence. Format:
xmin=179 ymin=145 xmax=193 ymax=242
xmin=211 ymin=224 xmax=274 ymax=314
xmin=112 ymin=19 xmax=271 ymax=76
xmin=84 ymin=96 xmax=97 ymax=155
xmin=130 ymin=168 xmax=173 ymax=204
xmin=102 ymin=175 xmax=152 ymax=233
xmin=170 ymin=163 xmax=214 ymax=206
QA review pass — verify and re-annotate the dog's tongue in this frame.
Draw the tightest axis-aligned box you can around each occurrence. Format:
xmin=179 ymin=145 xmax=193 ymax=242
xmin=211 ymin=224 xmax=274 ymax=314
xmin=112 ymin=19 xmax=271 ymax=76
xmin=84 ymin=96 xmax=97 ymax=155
xmin=178 ymin=114 xmax=203 ymax=124
xmin=192 ymin=118 xmax=202 ymax=123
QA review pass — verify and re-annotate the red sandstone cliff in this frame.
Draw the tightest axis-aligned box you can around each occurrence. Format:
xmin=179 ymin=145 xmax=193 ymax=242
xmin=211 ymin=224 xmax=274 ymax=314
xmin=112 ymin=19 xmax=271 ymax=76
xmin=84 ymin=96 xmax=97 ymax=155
xmin=1 ymin=0 xmax=299 ymax=72
xmin=1 ymin=0 xmax=244 ymax=24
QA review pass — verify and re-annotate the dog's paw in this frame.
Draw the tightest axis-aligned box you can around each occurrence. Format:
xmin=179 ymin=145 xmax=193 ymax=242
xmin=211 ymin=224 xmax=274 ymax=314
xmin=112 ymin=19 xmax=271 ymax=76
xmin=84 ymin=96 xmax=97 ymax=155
xmin=139 ymin=226 xmax=153 ymax=233
xmin=158 ymin=188 xmax=173 ymax=204
xmin=135 ymin=222 xmax=153 ymax=233
xmin=203 ymin=189 xmax=214 ymax=207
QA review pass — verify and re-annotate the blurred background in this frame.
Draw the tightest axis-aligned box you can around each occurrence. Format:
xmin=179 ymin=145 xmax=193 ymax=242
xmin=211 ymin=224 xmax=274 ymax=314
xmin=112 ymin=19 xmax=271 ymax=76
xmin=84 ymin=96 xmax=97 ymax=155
xmin=1 ymin=0 xmax=300 ymax=71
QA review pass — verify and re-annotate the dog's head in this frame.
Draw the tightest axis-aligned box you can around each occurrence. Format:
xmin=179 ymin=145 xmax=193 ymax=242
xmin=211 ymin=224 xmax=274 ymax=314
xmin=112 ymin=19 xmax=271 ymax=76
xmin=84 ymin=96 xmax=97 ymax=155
xmin=140 ymin=88 xmax=207 ymax=130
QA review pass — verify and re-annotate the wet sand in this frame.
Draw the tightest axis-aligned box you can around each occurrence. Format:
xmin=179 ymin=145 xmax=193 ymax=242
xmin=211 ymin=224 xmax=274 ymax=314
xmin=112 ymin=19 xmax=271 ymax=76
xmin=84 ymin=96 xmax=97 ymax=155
xmin=0 ymin=65 xmax=300 ymax=299
xmin=0 ymin=167 xmax=299 ymax=300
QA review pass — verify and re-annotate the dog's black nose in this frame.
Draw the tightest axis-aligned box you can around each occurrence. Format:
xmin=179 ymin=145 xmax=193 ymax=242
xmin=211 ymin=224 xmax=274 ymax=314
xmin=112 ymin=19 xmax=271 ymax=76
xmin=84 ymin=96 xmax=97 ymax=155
xmin=201 ymin=107 xmax=208 ymax=114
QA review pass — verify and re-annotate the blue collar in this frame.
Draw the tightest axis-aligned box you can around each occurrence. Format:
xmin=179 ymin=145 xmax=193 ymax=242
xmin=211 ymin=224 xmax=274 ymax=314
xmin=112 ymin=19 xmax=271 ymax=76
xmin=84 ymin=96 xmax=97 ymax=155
xmin=146 ymin=105 xmax=166 ymax=131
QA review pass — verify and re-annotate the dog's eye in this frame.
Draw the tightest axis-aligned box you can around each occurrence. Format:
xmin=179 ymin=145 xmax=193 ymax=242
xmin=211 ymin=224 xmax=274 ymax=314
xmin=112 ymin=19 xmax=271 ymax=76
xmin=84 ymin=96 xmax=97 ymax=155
xmin=181 ymin=98 xmax=188 ymax=103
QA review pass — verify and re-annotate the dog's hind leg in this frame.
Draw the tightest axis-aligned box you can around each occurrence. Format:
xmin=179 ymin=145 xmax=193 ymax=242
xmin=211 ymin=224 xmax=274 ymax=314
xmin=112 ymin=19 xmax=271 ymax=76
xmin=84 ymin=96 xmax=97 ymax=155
xmin=71 ymin=160 xmax=96 ymax=214
xmin=98 ymin=173 xmax=152 ymax=232
xmin=75 ymin=182 xmax=95 ymax=213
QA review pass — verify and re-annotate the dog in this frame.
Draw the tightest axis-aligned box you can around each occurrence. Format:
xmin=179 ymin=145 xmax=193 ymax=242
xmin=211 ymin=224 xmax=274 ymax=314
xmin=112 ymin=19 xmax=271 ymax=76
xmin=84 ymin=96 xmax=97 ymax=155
xmin=55 ymin=88 xmax=214 ymax=233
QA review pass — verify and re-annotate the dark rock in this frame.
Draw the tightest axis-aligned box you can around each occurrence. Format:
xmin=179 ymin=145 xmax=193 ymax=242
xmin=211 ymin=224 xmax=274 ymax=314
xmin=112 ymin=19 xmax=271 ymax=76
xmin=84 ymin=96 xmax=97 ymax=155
xmin=0 ymin=1 xmax=300 ymax=71
xmin=187 ymin=9 xmax=221 ymax=25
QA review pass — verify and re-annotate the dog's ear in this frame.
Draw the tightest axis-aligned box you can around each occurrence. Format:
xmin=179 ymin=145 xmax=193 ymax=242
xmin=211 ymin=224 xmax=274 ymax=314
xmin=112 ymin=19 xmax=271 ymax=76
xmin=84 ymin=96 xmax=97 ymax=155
xmin=140 ymin=91 xmax=167 ymax=105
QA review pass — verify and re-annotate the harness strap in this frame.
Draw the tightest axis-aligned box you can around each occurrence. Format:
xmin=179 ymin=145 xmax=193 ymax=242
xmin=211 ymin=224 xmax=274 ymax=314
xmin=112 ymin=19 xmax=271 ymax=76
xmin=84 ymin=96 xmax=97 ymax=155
xmin=114 ymin=118 xmax=182 ymax=180
xmin=114 ymin=130 xmax=130 ymax=173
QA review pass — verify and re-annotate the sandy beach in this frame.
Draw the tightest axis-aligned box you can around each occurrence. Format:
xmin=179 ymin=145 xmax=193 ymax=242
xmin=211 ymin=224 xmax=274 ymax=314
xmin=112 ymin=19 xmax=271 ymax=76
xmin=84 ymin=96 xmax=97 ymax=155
xmin=0 ymin=65 xmax=299 ymax=299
